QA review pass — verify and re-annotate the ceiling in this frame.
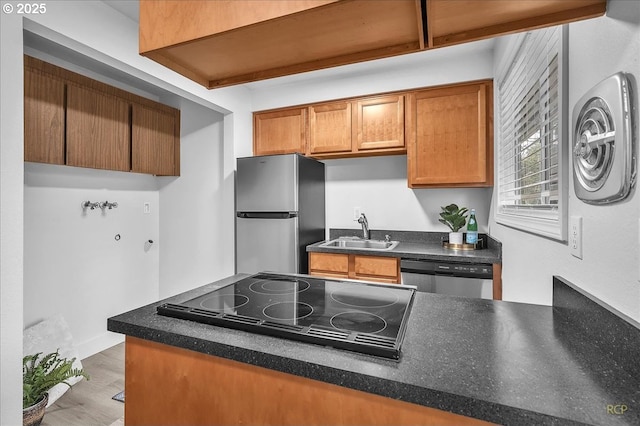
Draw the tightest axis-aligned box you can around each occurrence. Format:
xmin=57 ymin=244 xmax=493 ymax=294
xmin=102 ymin=0 xmax=139 ymax=22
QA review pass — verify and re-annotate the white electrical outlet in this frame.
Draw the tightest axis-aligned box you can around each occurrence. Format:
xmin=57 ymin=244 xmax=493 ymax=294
xmin=143 ymin=202 xmax=151 ymax=214
xmin=353 ymin=207 xmax=361 ymax=221
xmin=570 ymin=216 xmax=583 ymax=259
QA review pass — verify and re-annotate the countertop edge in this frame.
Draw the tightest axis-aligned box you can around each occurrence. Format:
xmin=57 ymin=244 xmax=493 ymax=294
xmin=106 ymin=315 xmax=583 ymax=426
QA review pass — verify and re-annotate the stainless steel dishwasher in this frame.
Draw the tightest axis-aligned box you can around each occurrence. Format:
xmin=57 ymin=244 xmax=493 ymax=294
xmin=400 ymin=259 xmax=493 ymax=299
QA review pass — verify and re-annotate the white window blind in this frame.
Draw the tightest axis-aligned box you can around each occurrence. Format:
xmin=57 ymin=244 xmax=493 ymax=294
xmin=496 ymin=26 xmax=567 ymax=241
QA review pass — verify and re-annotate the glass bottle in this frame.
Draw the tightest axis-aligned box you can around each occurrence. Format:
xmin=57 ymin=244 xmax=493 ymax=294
xmin=466 ymin=209 xmax=478 ymax=244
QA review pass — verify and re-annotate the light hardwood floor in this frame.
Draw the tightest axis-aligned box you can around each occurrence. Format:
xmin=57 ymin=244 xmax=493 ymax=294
xmin=41 ymin=342 xmax=125 ymax=426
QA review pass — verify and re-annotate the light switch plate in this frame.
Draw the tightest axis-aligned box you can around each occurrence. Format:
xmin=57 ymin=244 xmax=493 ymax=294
xmin=570 ymin=216 xmax=583 ymax=259
xmin=353 ymin=206 xmax=361 ymax=221
xmin=143 ymin=202 xmax=151 ymax=214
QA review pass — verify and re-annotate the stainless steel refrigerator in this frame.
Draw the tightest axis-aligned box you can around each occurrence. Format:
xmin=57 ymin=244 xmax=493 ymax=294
xmin=235 ymin=154 xmax=325 ymax=274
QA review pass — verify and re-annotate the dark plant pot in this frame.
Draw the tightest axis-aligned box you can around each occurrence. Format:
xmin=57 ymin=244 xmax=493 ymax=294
xmin=23 ymin=393 xmax=48 ymax=426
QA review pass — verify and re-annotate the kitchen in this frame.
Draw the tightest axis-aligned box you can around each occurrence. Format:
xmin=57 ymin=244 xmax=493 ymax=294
xmin=2 ymin=0 xmax=639 ymax=424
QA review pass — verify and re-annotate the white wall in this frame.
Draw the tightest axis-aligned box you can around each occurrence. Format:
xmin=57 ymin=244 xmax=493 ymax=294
xmin=158 ymin=100 xmax=230 ymax=298
xmin=489 ymin=0 xmax=640 ymax=321
xmin=1 ymin=9 xmax=25 ymax=425
xmin=1 ymin=2 xmax=252 ymax=423
xmin=24 ymin=165 xmax=160 ymax=358
xmin=324 ymin=156 xmax=492 ymax=232
xmin=250 ymin=42 xmax=495 ymax=235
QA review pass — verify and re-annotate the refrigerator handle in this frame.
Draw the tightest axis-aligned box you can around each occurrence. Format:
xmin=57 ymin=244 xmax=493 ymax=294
xmin=236 ymin=212 xmax=298 ymax=219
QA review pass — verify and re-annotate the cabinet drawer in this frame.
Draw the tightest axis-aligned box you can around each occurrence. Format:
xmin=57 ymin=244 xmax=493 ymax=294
xmin=353 ymin=256 xmax=400 ymax=282
xmin=309 ymin=252 xmax=349 ymax=275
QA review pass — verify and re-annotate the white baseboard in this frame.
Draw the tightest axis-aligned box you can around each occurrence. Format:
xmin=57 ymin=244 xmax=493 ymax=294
xmin=77 ymin=331 xmax=124 ymax=360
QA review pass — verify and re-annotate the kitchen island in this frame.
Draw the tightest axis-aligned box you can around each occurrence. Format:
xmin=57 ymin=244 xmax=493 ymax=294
xmin=108 ymin=274 xmax=639 ymax=425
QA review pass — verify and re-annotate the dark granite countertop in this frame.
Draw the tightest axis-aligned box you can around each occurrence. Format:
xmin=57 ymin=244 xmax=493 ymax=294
xmin=108 ymin=274 xmax=639 ymax=425
xmin=306 ymin=229 xmax=502 ymax=264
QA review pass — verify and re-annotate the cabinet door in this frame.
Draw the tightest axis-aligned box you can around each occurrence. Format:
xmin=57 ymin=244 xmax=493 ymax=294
xmin=352 ymin=255 xmax=401 ymax=284
xmin=354 ymin=95 xmax=404 ymax=151
xmin=407 ymin=81 xmax=493 ymax=187
xmin=254 ymin=108 xmax=307 ymax=156
xmin=24 ymin=68 xmax=65 ymax=164
xmin=308 ymin=252 xmax=349 ymax=278
xmin=132 ymin=103 xmax=179 ymax=176
xmin=66 ymin=84 xmax=130 ymax=172
xmin=309 ymin=101 xmax=352 ymax=155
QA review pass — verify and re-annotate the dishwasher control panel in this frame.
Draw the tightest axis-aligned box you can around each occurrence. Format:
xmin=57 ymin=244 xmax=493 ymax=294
xmin=435 ymin=263 xmax=493 ymax=278
xmin=400 ymin=259 xmax=493 ymax=279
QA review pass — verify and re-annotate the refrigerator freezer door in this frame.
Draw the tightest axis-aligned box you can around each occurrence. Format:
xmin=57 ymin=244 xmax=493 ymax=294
xmin=236 ymin=216 xmax=299 ymax=274
xmin=237 ymin=155 xmax=297 ymax=212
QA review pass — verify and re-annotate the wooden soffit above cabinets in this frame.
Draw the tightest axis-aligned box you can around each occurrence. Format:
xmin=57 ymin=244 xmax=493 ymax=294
xmin=426 ymin=0 xmax=607 ymax=48
xmin=139 ymin=0 xmax=606 ymax=89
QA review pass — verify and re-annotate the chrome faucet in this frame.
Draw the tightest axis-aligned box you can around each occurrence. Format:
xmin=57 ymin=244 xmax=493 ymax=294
xmin=357 ymin=213 xmax=370 ymax=240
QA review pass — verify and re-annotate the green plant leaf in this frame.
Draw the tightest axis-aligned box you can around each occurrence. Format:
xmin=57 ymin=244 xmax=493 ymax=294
xmin=23 ymin=350 xmax=89 ymax=409
xmin=439 ymin=204 xmax=469 ymax=232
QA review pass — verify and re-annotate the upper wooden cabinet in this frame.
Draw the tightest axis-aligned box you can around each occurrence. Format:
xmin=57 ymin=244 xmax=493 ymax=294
xmin=407 ymin=80 xmax=493 ymax=188
xmin=24 ymin=67 xmax=65 ymax=165
xmin=309 ymin=101 xmax=352 ymax=155
xmin=139 ymin=0 xmax=605 ymax=89
xmin=254 ymin=94 xmax=406 ymax=159
xmin=254 ymin=80 xmax=492 ymax=187
xmin=354 ymin=95 xmax=405 ymax=152
xmin=24 ymin=56 xmax=180 ymax=176
xmin=254 ymin=107 xmax=307 ymax=156
xmin=132 ymin=103 xmax=180 ymax=176
xmin=66 ymin=83 xmax=131 ymax=172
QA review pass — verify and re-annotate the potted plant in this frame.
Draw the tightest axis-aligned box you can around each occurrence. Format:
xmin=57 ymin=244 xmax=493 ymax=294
xmin=23 ymin=350 xmax=89 ymax=426
xmin=438 ymin=204 xmax=468 ymax=245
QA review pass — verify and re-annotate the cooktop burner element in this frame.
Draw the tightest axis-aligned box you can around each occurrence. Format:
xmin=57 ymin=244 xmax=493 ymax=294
xmin=330 ymin=286 xmax=399 ymax=308
xmin=157 ymin=273 xmax=415 ymax=359
xmin=249 ymin=277 xmax=311 ymax=295
xmin=263 ymin=302 xmax=314 ymax=320
xmin=330 ymin=311 xmax=387 ymax=334
xmin=199 ymin=294 xmax=249 ymax=310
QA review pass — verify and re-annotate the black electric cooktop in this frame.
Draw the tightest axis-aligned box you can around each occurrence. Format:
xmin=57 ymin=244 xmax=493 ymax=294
xmin=157 ymin=273 xmax=416 ymax=359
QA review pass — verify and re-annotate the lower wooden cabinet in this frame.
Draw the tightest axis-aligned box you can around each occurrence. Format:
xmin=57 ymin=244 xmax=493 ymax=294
xmin=309 ymin=252 xmax=401 ymax=284
xmin=125 ymin=336 xmax=491 ymax=425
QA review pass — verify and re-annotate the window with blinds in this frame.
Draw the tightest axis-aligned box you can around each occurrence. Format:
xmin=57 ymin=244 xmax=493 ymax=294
xmin=496 ymin=26 xmax=568 ymax=241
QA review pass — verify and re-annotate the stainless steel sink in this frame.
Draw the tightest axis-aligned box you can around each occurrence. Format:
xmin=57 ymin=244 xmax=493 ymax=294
xmin=319 ymin=238 xmax=399 ymax=251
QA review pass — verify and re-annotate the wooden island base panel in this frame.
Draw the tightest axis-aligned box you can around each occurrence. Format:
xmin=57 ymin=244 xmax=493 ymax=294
xmin=125 ymin=337 xmax=493 ymax=426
